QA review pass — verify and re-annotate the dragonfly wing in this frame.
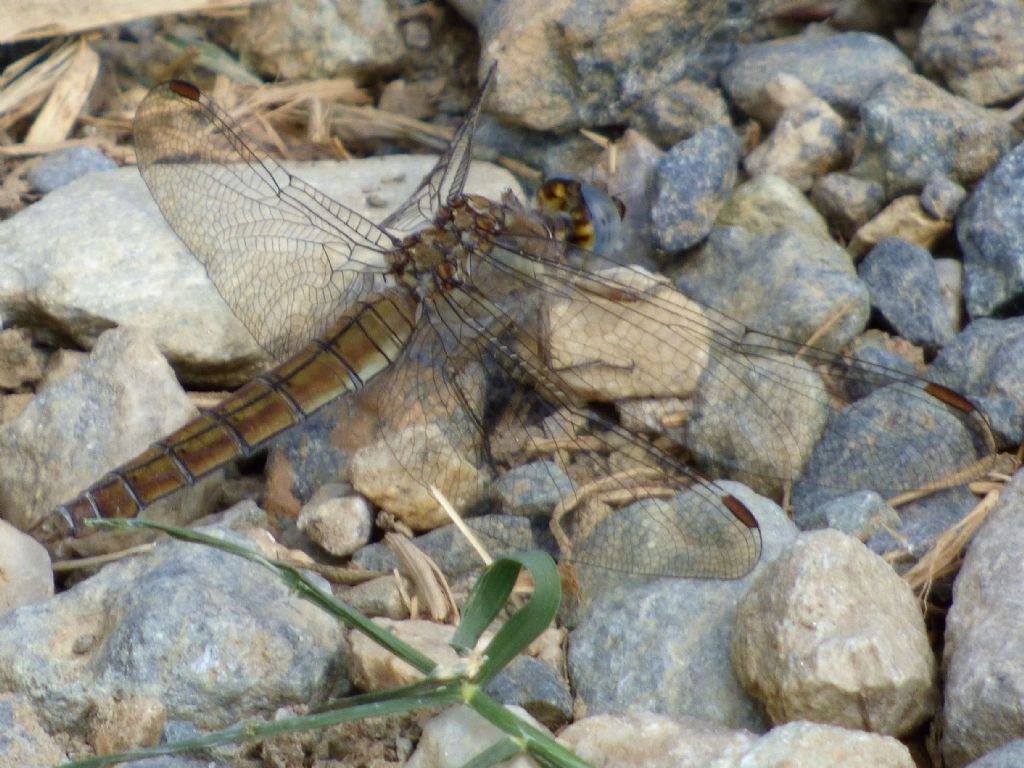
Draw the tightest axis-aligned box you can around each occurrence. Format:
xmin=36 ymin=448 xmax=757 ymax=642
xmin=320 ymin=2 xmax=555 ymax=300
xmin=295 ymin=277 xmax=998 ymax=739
xmin=134 ymin=81 xmax=399 ymax=360
xmin=380 ymin=64 xmax=497 ymax=233
xmin=466 ymin=227 xmax=995 ymax=577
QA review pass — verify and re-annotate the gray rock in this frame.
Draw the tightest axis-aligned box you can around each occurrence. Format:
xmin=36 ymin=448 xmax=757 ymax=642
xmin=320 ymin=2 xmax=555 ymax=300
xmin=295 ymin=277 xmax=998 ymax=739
xmin=957 ymin=140 xmax=1024 ymax=319
xmin=0 ymin=693 xmax=64 ymax=767
xmin=733 ymin=530 xmax=937 ymax=736
xmin=567 ymin=485 xmax=796 ymax=730
xmin=811 ymin=172 xmax=887 ymax=239
xmin=965 ymin=739 xmax=1024 ymax=768
xmin=341 ymin=575 xmax=407 ymax=620
xmin=682 ymin=352 xmax=829 ymax=499
xmin=0 ymin=327 xmax=207 ymax=535
xmin=570 ymin=576 xmax=771 ymax=732
xmin=721 ymin=31 xmax=913 ymax=122
xmin=0 ymin=520 xmax=348 ymax=734
xmin=484 ymin=655 xmax=573 ymax=730
xmin=917 ymin=0 xmax=1024 ymax=106
xmin=631 ymin=78 xmax=731 ymax=149
xmin=651 ymin=125 xmax=741 ymax=252
xmin=28 ymin=146 xmax=117 ymax=194
xmin=942 ymin=471 xmax=1024 ymax=766
xmin=921 ymin=174 xmax=967 ymax=221
xmin=858 ymin=238 xmax=955 ymax=348
xmin=867 ymin=486 xmax=979 ymax=565
xmin=239 ymin=0 xmax=404 ymax=80
xmin=835 ymin=332 xmax=919 ymax=402
xmin=930 ymin=317 xmax=1024 ymax=445
xmin=791 ymin=384 xmax=985 ymax=531
xmin=675 ymin=226 xmax=869 ymax=352
xmin=820 ymin=491 xmax=901 ymax=541
xmin=493 ymin=461 xmax=574 ymax=518
xmin=851 ymin=73 xmax=1014 ymax=197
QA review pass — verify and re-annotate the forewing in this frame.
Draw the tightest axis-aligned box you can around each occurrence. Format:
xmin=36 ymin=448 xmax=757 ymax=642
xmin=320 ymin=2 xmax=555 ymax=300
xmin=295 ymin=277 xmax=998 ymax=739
xmin=134 ymin=81 xmax=399 ymax=359
xmin=380 ymin=64 xmax=497 ymax=233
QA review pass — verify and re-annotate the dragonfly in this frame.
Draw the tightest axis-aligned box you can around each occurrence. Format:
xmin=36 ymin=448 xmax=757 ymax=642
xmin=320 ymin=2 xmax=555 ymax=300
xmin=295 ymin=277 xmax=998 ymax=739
xmin=30 ymin=66 xmax=996 ymax=586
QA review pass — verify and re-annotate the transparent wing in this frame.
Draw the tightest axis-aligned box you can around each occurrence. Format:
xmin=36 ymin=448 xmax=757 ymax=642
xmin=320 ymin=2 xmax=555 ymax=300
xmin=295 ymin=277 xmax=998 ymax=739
xmin=379 ymin=64 xmax=497 ymax=233
xmin=133 ymin=80 xmax=400 ymax=359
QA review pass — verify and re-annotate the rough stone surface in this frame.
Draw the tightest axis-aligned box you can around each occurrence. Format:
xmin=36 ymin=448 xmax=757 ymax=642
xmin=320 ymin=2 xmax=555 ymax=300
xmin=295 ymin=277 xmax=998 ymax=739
xmin=492 ymin=461 xmax=574 ymax=518
xmin=568 ymin=485 xmax=797 ymax=730
xmin=848 ymin=195 xmax=951 ymax=260
xmin=28 ymin=146 xmax=116 ymax=194
xmin=811 ymin=172 xmax=886 ymax=239
xmin=0 ymin=328 xmax=44 ymax=390
xmin=0 ymin=520 xmax=52 ymax=614
xmin=481 ymin=0 xmax=750 ymax=131
xmin=963 ymin=739 xmax=1024 ymax=768
xmin=858 ymin=238 xmax=955 ymax=348
xmin=296 ymin=485 xmax=373 ymax=556
xmin=718 ymin=721 xmax=915 ymax=767
xmin=0 ymin=693 xmax=65 ymax=768
xmin=676 ymin=225 xmax=868 ymax=353
xmin=732 ymin=530 xmax=937 ymax=736
xmin=743 ymin=93 xmax=847 ymax=191
xmin=917 ymin=0 xmax=1024 ymax=106
xmin=0 ymin=520 xmax=348 ymax=734
xmin=406 ymin=704 xmax=541 ymax=768
xmin=930 ymin=317 xmax=1024 ymax=445
xmin=957 ymin=139 xmax=1024 ymax=319
xmin=559 ymin=713 xmax=756 ymax=768
xmin=651 ymin=125 xmax=740 ymax=252
xmin=722 ymin=31 xmax=913 ymax=122
xmin=239 ymin=0 xmax=404 ymax=80
xmin=0 ymin=327 xmax=202 ymax=534
xmin=941 ymin=471 xmax=1024 ymax=767
xmin=851 ymin=73 xmax=1013 ymax=197
xmin=791 ymin=385 xmax=982 ymax=532
xmin=717 ymin=174 xmax=830 ymax=239
xmin=350 ymin=421 xmax=488 ymax=531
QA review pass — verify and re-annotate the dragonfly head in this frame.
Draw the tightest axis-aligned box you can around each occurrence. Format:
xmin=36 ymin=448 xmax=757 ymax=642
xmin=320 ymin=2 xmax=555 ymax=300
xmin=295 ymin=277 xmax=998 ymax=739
xmin=536 ymin=176 xmax=624 ymax=256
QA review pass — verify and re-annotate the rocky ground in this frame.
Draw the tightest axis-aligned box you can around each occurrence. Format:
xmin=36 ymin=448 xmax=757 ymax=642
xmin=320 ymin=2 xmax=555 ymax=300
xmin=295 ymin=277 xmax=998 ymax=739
xmin=1 ymin=1 xmax=1024 ymax=767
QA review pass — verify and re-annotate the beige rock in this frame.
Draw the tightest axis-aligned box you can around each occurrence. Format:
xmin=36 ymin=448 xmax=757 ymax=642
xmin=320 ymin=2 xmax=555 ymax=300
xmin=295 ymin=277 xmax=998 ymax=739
xmin=546 ymin=266 xmax=711 ymax=401
xmin=744 ymin=94 xmax=847 ymax=191
xmin=732 ymin=529 xmax=936 ymax=737
xmin=0 ymin=329 xmax=44 ymax=390
xmin=719 ymin=721 xmax=915 ymax=767
xmin=0 ymin=519 xmax=52 ymax=613
xmin=88 ymin=695 xmax=166 ymax=756
xmin=848 ymin=195 xmax=950 ymax=260
xmin=350 ymin=421 xmax=489 ymax=531
xmin=560 ymin=712 xmax=756 ymax=768
xmin=297 ymin=485 xmax=372 ymax=556
xmin=717 ymin=174 xmax=831 ymax=239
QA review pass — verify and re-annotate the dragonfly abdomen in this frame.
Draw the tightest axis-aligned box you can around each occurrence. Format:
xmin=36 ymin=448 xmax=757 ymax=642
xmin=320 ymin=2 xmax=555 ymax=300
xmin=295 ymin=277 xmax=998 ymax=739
xmin=39 ymin=288 xmax=419 ymax=543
